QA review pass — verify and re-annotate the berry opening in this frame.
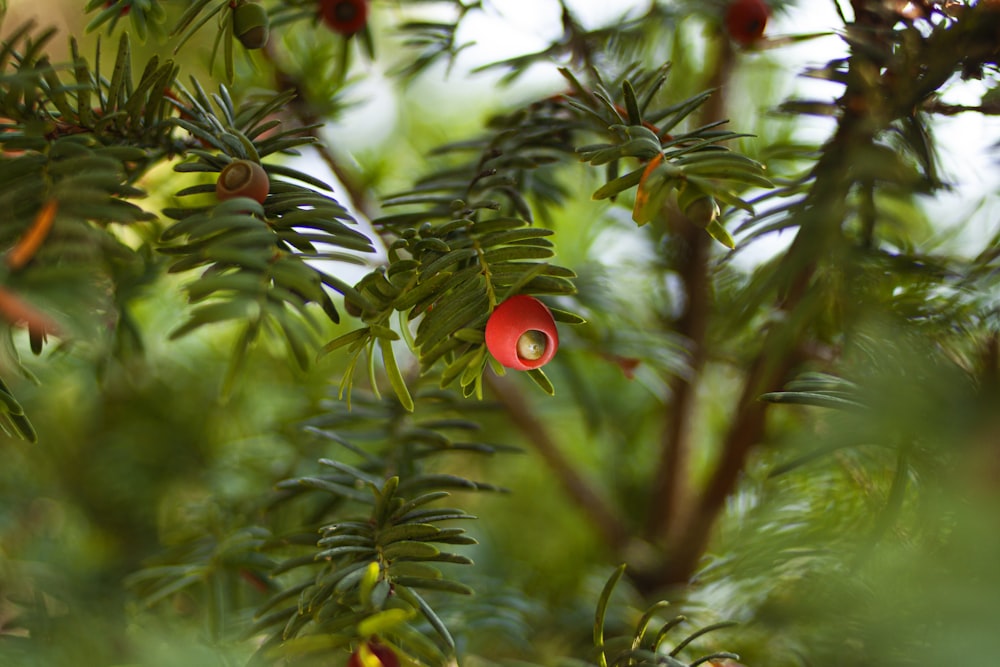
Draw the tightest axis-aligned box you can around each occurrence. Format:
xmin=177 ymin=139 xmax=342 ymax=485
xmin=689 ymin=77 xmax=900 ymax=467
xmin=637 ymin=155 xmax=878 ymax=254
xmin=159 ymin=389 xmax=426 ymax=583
xmin=516 ymin=330 xmax=548 ymax=362
xmin=333 ymin=0 xmax=357 ymax=21
xmin=724 ymin=0 xmax=769 ymax=45
xmin=216 ymin=160 xmax=269 ymax=204
xmin=320 ymin=0 xmax=368 ymax=34
xmin=221 ymin=162 xmax=252 ymax=191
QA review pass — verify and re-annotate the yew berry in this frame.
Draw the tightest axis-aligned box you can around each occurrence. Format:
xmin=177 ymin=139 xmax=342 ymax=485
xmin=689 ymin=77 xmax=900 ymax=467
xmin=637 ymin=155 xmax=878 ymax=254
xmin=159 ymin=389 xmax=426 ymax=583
xmin=724 ymin=0 xmax=769 ymax=46
xmin=233 ymin=2 xmax=270 ymax=50
xmin=216 ymin=160 xmax=270 ymax=204
xmin=347 ymin=642 xmax=399 ymax=667
xmin=485 ymin=294 xmax=559 ymax=371
xmin=319 ymin=0 xmax=369 ymax=36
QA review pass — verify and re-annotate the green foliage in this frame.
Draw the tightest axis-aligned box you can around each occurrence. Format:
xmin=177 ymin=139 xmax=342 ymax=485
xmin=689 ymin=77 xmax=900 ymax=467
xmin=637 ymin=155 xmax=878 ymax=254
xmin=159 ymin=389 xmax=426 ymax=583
xmin=4 ymin=1 xmax=1000 ymax=667
xmin=591 ymin=565 xmax=740 ymax=667
xmin=160 ymin=82 xmax=373 ymax=387
xmin=254 ymin=473 xmax=479 ymax=664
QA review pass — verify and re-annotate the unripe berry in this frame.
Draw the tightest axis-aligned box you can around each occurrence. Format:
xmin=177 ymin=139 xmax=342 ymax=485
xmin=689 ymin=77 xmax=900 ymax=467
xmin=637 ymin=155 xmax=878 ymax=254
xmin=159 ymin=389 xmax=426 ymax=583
xmin=683 ymin=195 xmax=720 ymax=228
xmin=233 ymin=2 xmax=270 ymax=50
xmin=216 ymin=160 xmax=270 ymax=204
xmin=724 ymin=0 xmax=769 ymax=46
xmin=677 ymin=182 xmax=719 ymax=229
xmin=319 ymin=0 xmax=369 ymax=36
xmin=485 ymin=294 xmax=559 ymax=371
xmin=347 ymin=642 xmax=399 ymax=667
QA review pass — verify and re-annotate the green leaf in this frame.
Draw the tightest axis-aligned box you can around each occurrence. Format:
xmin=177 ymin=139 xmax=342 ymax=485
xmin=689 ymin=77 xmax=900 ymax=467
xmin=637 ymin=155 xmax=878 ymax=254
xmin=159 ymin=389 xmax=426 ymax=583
xmin=321 ymin=327 xmax=372 ymax=357
xmin=374 ymin=476 xmax=402 ymax=527
xmin=320 ymin=458 xmax=384 ymax=488
xmin=379 ymin=337 xmax=414 ymax=412
xmin=390 ymin=577 xmax=474 ymax=595
xmin=705 ymin=219 xmax=736 ymax=250
xmin=632 ymin=169 xmax=677 ymax=225
xmin=595 ymin=564 xmax=628 ymax=667
xmin=418 ymin=247 xmax=478 ymax=280
xmin=392 ymin=271 xmax=453 ymax=312
xmin=8 ymin=412 xmax=37 ymax=443
xmin=632 ymin=601 xmax=673 ymax=651
xmin=285 ymin=477 xmax=371 ymax=503
xmin=758 ymin=391 xmax=866 ymax=411
xmin=396 ymin=586 xmax=455 ymax=649
xmin=622 ymin=79 xmax=642 ymax=126
xmin=317 ymin=534 xmax=371 ymax=548
xmin=169 ymin=300 xmax=258 ymax=339
xmin=593 ymin=166 xmax=646 ymax=200
xmin=357 ymin=608 xmax=415 ymax=638
xmin=315 ymin=545 xmax=378 ymax=560
xmin=391 ymin=492 xmax=451 ymax=521
xmin=527 ymin=368 xmax=555 ymax=395
xmin=264 ymin=634 xmax=352 ymax=659
xmin=381 ymin=541 xmax=440 ymax=562
xmin=377 ymin=524 xmax=442 ymax=545
xmin=548 ymin=307 xmax=587 ymax=325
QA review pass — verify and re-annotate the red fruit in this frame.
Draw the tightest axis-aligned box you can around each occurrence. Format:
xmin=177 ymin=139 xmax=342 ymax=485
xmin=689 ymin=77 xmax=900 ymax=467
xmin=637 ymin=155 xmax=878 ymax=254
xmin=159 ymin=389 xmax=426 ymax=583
xmin=348 ymin=642 xmax=399 ymax=667
xmin=485 ymin=294 xmax=559 ymax=371
xmin=319 ymin=0 xmax=369 ymax=35
xmin=724 ymin=0 xmax=769 ymax=46
xmin=215 ymin=160 xmax=270 ymax=204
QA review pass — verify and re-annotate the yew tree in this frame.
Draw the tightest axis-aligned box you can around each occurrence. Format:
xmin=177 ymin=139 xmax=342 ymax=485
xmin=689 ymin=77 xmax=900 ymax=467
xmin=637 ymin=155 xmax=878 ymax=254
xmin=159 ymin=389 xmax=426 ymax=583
xmin=1 ymin=1 xmax=1000 ymax=666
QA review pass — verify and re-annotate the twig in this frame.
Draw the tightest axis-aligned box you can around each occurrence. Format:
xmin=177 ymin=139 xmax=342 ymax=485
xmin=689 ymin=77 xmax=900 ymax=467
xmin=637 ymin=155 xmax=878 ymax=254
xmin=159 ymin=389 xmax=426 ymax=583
xmin=643 ymin=210 xmax=710 ymax=545
xmin=643 ymin=38 xmax=734 ymax=547
xmin=637 ymin=0 xmax=916 ymax=589
xmin=261 ymin=45 xmax=378 ymax=221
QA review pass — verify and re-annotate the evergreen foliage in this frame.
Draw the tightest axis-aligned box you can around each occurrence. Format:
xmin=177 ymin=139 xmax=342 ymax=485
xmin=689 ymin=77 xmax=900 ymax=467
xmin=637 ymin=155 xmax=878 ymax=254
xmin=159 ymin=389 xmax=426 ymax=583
xmin=1 ymin=1 xmax=1000 ymax=666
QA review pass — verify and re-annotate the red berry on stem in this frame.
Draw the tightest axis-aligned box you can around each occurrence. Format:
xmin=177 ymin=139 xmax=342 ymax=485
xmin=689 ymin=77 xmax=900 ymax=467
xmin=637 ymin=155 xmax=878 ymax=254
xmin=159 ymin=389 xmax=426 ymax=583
xmin=485 ymin=294 xmax=559 ymax=371
xmin=319 ymin=0 xmax=369 ymax=36
xmin=215 ymin=160 xmax=270 ymax=204
xmin=725 ymin=0 xmax=769 ymax=46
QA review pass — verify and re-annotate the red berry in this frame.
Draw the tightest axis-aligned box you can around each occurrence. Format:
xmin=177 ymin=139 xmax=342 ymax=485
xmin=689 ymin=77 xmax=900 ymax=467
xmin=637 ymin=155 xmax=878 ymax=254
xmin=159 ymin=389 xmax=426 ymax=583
xmin=347 ymin=642 xmax=399 ymax=667
xmin=319 ymin=0 xmax=369 ymax=36
xmin=215 ymin=159 xmax=270 ymax=204
xmin=485 ymin=294 xmax=559 ymax=371
xmin=724 ymin=0 xmax=769 ymax=46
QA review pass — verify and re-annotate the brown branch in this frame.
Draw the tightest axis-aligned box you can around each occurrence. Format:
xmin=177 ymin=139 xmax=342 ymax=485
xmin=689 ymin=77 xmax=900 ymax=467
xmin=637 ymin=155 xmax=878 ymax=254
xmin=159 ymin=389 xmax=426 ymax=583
xmin=485 ymin=373 xmax=633 ymax=549
xmin=643 ymin=39 xmax=734 ymax=549
xmin=643 ymin=218 xmax=710 ymax=545
xmin=657 ymin=336 xmax=799 ymax=587
xmin=306 ymin=132 xmax=377 ymax=221
xmin=636 ymin=0 xmax=927 ymax=590
xmin=261 ymin=43 xmax=378 ymax=221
